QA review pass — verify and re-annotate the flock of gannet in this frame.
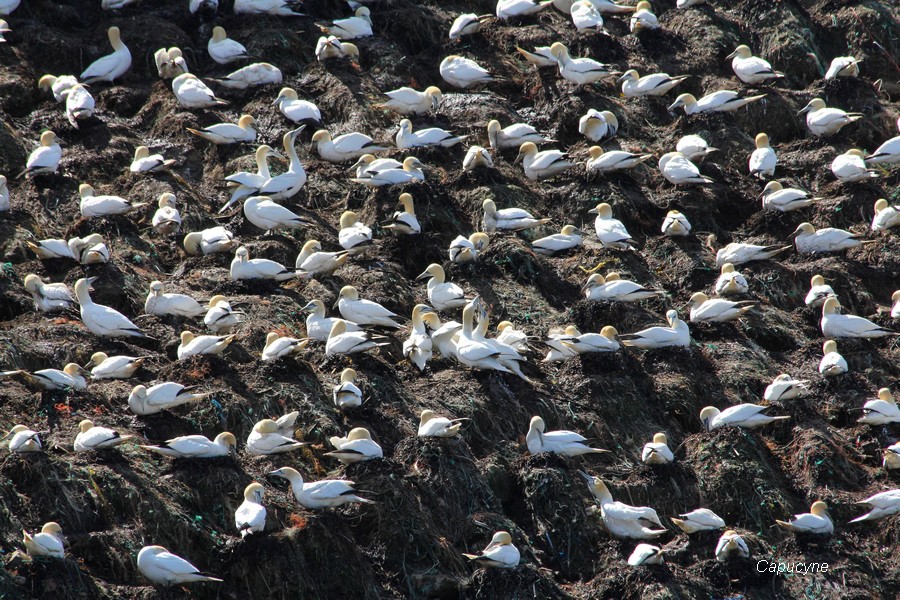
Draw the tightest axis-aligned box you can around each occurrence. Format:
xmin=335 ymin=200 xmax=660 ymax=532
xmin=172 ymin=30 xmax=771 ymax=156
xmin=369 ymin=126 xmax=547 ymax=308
xmin=0 ymin=0 xmax=898 ymax=589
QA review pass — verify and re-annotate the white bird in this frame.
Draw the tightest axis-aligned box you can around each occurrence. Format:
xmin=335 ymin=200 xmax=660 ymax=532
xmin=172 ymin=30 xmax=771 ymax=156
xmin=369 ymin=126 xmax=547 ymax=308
xmin=541 ymin=326 xmax=581 ymax=363
xmin=336 ymin=285 xmax=402 ymax=328
xmin=243 ymin=196 xmax=311 ymax=233
xmin=463 ymin=145 xmax=494 ymax=171
xmin=233 ymin=0 xmax=303 ymax=15
xmin=65 ymin=84 xmax=95 ymax=128
xmin=865 ymin=135 xmax=900 ymax=165
xmin=380 ymin=86 xmax=442 ymax=115
xmin=22 ymin=523 xmax=64 ymax=558
xmin=270 ymin=467 xmax=373 ymax=508
xmin=222 ymin=145 xmax=277 ymax=209
xmin=418 ymin=409 xmax=465 ymax=437
xmin=587 ymin=146 xmax=653 ymax=173
xmin=630 ymin=1 xmax=659 ymax=31
xmin=550 ymin=42 xmax=614 ymax=85
xmin=76 ymin=233 xmax=109 ymax=265
xmin=80 ymin=27 xmax=131 ymax=83
xmin=137 ymin=546 xmax=222 ymax=586
xmin=230 ymin=246 xmax=296 ymax=281
xmin=715 ymin=530 xmax=750 ymax=561
xmin=658 ymin=152 xmax=713 ymax=184
xmin=748 ymin=133 xmax=776 ymax=179
xmin=318 ymin=7 xmax=372 ymax=39
xmin=671 ymin=509 xmax=725 ymax=534
xmin=188 ymin=114 xmax=257 ymax=145
xmin=579 ymin=109 xmax=618 ymax=142
xmin=825 ymin=56 xmax=860 ymax=79
xmin=0 ymin=17 xmax=8 ymax=41
xmin=334 ymin=211 xmax=372 ymax=255
xmin=893 ymin=290 xmax=900 ymax=319
xmin=439 ymin=55 xmax=494 ymax=88
xmin=312 ymin=128 xmax=386 ymax=163
xmin=483 ymin=198 xmax=550 ymax=232
xmin=74 ymin=419 xmax=133 ymax=451
xmin=79 ymin=183 xmax=146 ymax=218
xmin=404 ymin=304 xmax=434 ymax=371
xmin=235 ymin=483 xmax=266 ymax=537
xmin=128 ymin=382 xmax=209 ymax=415
xmin=145 ymin=280 xmax=205 ymax=318
xmin=641 ymin=433 xmax=674 ymax=465
xmin=818 ymin=340 xmax=848 ymax=377
xmin=424 ymin=313 xmax=463 ymax=359
xmin=581 ymin=473 xmax=666 ymax=539
xmin=497 ymin=0 xmax=552 ymax=19
xmin=416 ymin=264 xmax=466 ymax=311
xmin=487 ymin=119 xmax=552 ymax=150
xmin=130 ymin=146 xmax=175 ymax=174
xmin=21 ymin=131 xmax=62 ymax=177
xmin=247 ymin=416 xmax=304 ymax=455
xmin=295 ymin=240 xmax=349 ymax=278
xmin=2 ymin=425 xmax=41 ymax=453
xmin=462 ymin=531 xmax=520 ymax=568
xmin=208 ymin=26 xmax=249 ymax=64
xmin=727 ymin=45 xmax=784 ymax=84
xmin=261 ymin=331 xmax=307 ymax=361
xmin=571 ymin=0 xmax=604 ymax=30
xmin=661 ymin=210 xmax=692 ymax=237
xmin=177 ymin=331 xmax=235 ymax=360
xmin=628 ymin=544 xmax=663 ymax=566
xmin=74 ymin=278 xmax=145 ymax=338
xmin=582 ymin=273 xmax=661 ymax=302
xmin=203 ymin=296 xmax=243 ymax=334
xmin=172 ymin=73 xmax=228 ymax=108
xmin=326 ymin=321 xmax=391 ymax=357
xmin=821 ymin=297 xmax=895 ymax=338
xmin=699 ymin=404 xmax=788 ymax=431
xmin=0 ymin=363 xmax=87 ymax=391
xmin=791 ymin=222 xmax=869 ymax=254
xmin=715 ymin=263 xmax=749 ymax=296
xmin=760 ymin=181 xmax=820 ymax=212
xmin=273 ymin=87 xmax=322 ymax=124
xmin=316 ymin=36 xmax=357 ymax=63
xmin=86 ymin=352 xmax=144 ymax=379
xmin=799 ymin=98 xmax=863 ymax=137
xmin=531 ymin=225 xmax=583 ymax=255
xmin=142 ymin=432 xmax=236 ymax=458
xmin=23 ymin=274 xmax=74 ymax=312
xmin=449 ymin=232 xmax=489 ymax=264
xmin=452 ymin=301 xmax=515 ymax=374
xmin=332 ymin=368 xmax=363 ymax=410
xmin=849 ymin=489 xmax=900 ymax=523
xmin=326 ymin=427 xmax=383 ymax=464
xmin=0 ymin=175 xmax=7 ymax=211
xmin=154 ymin=47 xmax=187 ymax=79
xmin=515 ymin=45 xmax=557 ymax=68
xmin=514 ymin=141 xmax=574 ymax=180
xmin=618 ymin=69 xmax=689 ymax=97
xmin=184 ymin=226 xmax=237 ymax=256
xmin=352 ymin=156 xmax=426 ymax=187
xmin=776 ymin=502 xmax=833 ymax=535
xmin=676 ymin=134 xmax=717 ymax=160
xmin=449 ymin=13 xmax=488 ymax=39
xmin=300 ymin=299 xmax=360 ymax=342
xmin=872 ymin=199 xmax=900 ymax=231
xmin=857 ymin=388 xmax=900 ymax=425
xmin=526 ymin=416 xmax=606 ymax=456
xmin=559 ymin=324 xmax=622 ymax=355
xmin=495 ymin=321 xmax=529 ymax=352
xmin=831 ymin=149 xmax=878 ymax=182
xmin=884 ymin=443 xmax=900 ymax=470
xmin=708 ymin=234 xmax=791 ymax=268
xmin=764 ymin=374 xmax=809 ymax=401
xmin=151 ymin=193 xmax=181 ymax=235
xmin=396 ymin=119 xmax=466 ymax=149
xmin=589 ymin=203 xmax=636 ymax=249
xmin=688 ymin=292 xmax=755 ymax=323
xmin=668 ymin=91 xmax=766 ymax=114
xmin=38 ymin=74 xmax=79 ymax=102
xmin=214 ymin=62 xmax=282 ymax=90
xmin=251 ymin=129 xmax=302 ymax=198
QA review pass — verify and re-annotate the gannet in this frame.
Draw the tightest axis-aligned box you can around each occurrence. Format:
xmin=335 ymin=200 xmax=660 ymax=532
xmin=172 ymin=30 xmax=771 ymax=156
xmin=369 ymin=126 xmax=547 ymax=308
xmin=222 ymin=145 xmax=278 ymax=208
xmin=260 ymin=331 xmax=306 ymax=361
xmin=587 ymin=146 xmax=653 ymax=173
xmin=154 ymin=47 xmax=185 ymax=79
xmin=404 ymin=304 xmax=435 ymax=371
xmin=318 ymin=7 xmax=372 ymax=39
xmin=707 ymin=234 xmax=791 ymax=267
xmin=312 ymin=128 xmax=385 ymax=163
xmin=515 ymin=45 xmax=557 ymax=68
xmin=128 ymin=382 xmax=209 ymax=415
xmin=354 ymin=156 xmax=426 ymax=187
xmin=531 ymin=225 xmax=583 ymax=255
xmin=130 ymin=146 xmax=175 ymax=174
xmin=799 ymin=99 xmax=862 ymax=137
xmin=831 ymin=149 xmax=877 ymax=182
xmin=589 ymin=203 xmax=636 ymax=249
xmin=579 ymin=109 xmax=618 ymax=142
xmin=671 ymin=508 xmax=725 ymax=534
xmin=866 ymin=135 xmax=900 ymax=165
xmin=462 ymin=532 xmax=520 ymax=568
xmin=214 ymin=62 xmax=282 ymax=90
xmin=79 ymin=183 xmax=146 ymax=218
xmin=74 ymin=419 xmax=133 ymax=451
xmin=416 ymin=264 xmax=466 ymax=311
xmin=885 ymin=443 xmax=900 ymax=470
xmin=449 ymin=232 xmax=489 ymax=263
xmin=688 ymin=292 xmax=755 ymax=323
xmin=621 ymin=310 xmax=690 ymax=349
xmin=668 ymin=91 xmax=766 ymax=114
xmin=452 ymin=302 xmax=511 ymax=373
xmin=825 ymin=56 xmax=860 ymax=79
xmin=65 ymin=84 xmax=95 ymax=128
xmin=295 ymin=240 xmax=349 ymax=278
xmin=581 ymin=473 xmax=666 ymax=538
xmin=496 ymin=321 xmax=529 ymax=352
xmin=893 ymin=290 xmax=900 ymax=318
xmin=618 ymin=69 xmax=688 ymax=97
xmin=316 ymin=36 xmax=359 ymax=62
xmin=80 ymin=27 xmax=131 ymax=83
xmin=542 ymin=326 xmax=580 ymax=363
xmin=137 ymin=546 xmax=222 ymax=586
xmin=299 ymin=300 xmax=358 ymax=342
xmin=642 ymin=433 xmax=674 ymax=464
xmin=188 ymin=115 xmax=257 ymax=145
xmin=74 ymin=278 xmax=145 ymax=338
xmin=337 ymin=211 xmax=373 ymax=254
xmin=2 ymin=425 xmax=41 ymax=452
xmin=336 ymin=285 xmax=402 ymax=328
xmin=144 ymin=281 xmax=205 ymax=318
xmin=233 ymin=0 xmax=303 ymax=15
xmin=1 ymin=363 xmax=87 ymax=391
xmin=326 ymin=321 xmax=391 ymax=357
xmin=561 ymin=326 xmax=620 ymax=355
xmin=764 ymin=374 xmax=809 ymax=401
xmin=550 ymin=42 xmax=614 ymax=85
xmin=38 ymin=74 xmax=79 ymax=102
xmin=424 ymin=313 xmax=462 ymax=358
xmin=245 ymin=196 xmax=311 ymax=234
xmin=470 ymin=300 xmax=529 ymax=380
xmin=582 ymin=273 xmax=661 ymax=302
xmin=85 ymin=352 xmax=144 ymax=380
xmin=776 ymin=501 xmax=833 ymax=535
xmin=326 ymin=427 xmax=383 ymax=464
xmin=872 ymin=199 xmax=900 ymax=231
xmin=760 ymin=181 xmax=820 ymax=212
xmin=270 ymin=467 xmax=373 ymax=508
xmin=699 ymin=404 xmax=788 ymax=431
xmin=273 ymin=88 xmax=322 ymax=123
xmin=23 ymin=274 xmax=74 ymax=312
xmin=630 ymin=1 xmax=659 ymax=31
xmin=0 ymin=18 xmax=7 ymax=41
xmin=151 ymin=193 xmax=181 ymax=236
xmin=727 ymin=45 xmax=783 ymax=84
xmin=676 ymin=134 xmax=717 ymax=160
xmin=351 ymin=154 xmax=403 ymax=179
xmin=396 ymin=119 xmax=466 ymax=149
xmin=440 ymin=55 xmax=494 ymax=88
xmin=715 ymin=531 xmax=749 ymax=561
xmin=822 ymin=297 xmax=895 ymax=338
xmin=418 ymin=409 xmax=464 ymax=437
xmin=77 ymin=233 xmax=109 ymax=265
xmin=247 ymin=417 xmax=304 ymax=455
xmin=21 ymin=131 xmax=62 ymax=177
xmin=380 ymin=86 xmax=442 ymax=115
xmin=487 ymin=120 xmax=552 ymax=150
xmin=200 ymin=297 xmax=241 ymax=335
xmin=661 ymin=210 xmax=692 ymax=236
xmin=463 ymin=145 xmax=494 ymax=171
xmin=172 ymin=73 xmax=227 ymax=108
xmin=483 ymin=198 xmax=550 ymax=231
xmin=233 ymin=483 xmax=267 ymax=538
xmin=818 ymin=340 xmax=848 ymax=377
xmin=208 ymin=26 xmax=249 ymax=64
xmin=571 ymin=0 xmax=604 ymax=30
xmin=143 ymin=432 xmax=236 ymax=458
xmin=0 ymin=174 xmax=7 ymax=211
xmin=791 ymin=222 xmax=868 ymax=254
xmin=22 ymin=523 xmax=64 ymax=558
xmin=230 ymin=246 xmax=296 ymax=281
xmin=747 ymin=133 xmax=776 ymax=179
xmin=497 ymin=0 xmax=552 ymax=18
xmin=26 ymin=238 xmax=79 ymax=260
xmin=628 ymin=544 xmax=663 ymax=566
xmin=178 ymin=331 xmax=235 ymax=360
xmin=858 ymin=388 xmax=900 ymax=425
xmin=184 ymin=226 xmax=237 ymax=255
xmin=449 ymin=13 xmax=489 ymax=39
xmin=526 ymin=416 xmax=606 ymax=456
xmin=658 ymin=152 xmax=713 ymax=184
xmin=332 ymin=368 xmax=363 ymax=409
xmin=849 ymin=489 xmax=900 ymax=523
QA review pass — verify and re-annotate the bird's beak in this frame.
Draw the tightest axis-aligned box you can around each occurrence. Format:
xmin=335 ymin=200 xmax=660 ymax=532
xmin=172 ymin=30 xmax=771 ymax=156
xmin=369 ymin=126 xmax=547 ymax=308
xmin=577 ymin=470 xmax=593 ymax=484
xmin=787 ymin=228 xmax=802 ymax=239
xmin=797 ymin=105 xmax=812 ymax=114
xmin=513 ymin=152 xmax=525 ymax=165
xmin=290 ymin=125 xmax=306 ymax=137
xmin=0 ymin=430 xmax=13 ymax=442
xmin=725 ymin=50 xmax=738 ymax=60
xmin=587 ymin=208 xmax=598 ymax=214
xmin=667 ymin=100 xmax=681 ymax=111
xmin=348 ymin=157 xmax=366 ymax=170
xmin=272 ymin=96 xmax=282 ymax=105
xmin=332 ymin=297 xmax=340 ymax=309
xmin=415 ymin=271 xmax=430 ymax=281
xmin=616 ymin=73 xmax=628 ymax=83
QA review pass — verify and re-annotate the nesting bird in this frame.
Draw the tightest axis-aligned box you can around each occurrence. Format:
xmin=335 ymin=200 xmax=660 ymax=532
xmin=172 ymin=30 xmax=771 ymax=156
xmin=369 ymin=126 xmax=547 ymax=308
xmin=818 ymin=340 xmax=848 ymax=377
xmin=727 ymin=45 xmax=784 ymax=84
xmin=580 ymin=473 xmax=666 ymax=539
xmin=462 ymin=532 xmax=520 ymax=568
xmin=526 ymin=416 xmax=607 ymax=456
xmin=641 ymin=433 xmax=674 ymax=465
xmin=699 ymin=404 xmax=788 ymax=431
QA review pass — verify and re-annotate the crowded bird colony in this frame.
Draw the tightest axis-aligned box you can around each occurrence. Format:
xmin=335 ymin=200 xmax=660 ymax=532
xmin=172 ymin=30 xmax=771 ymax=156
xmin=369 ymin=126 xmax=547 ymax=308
xmin=1 ymin=0 xmax=899 ymax=590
